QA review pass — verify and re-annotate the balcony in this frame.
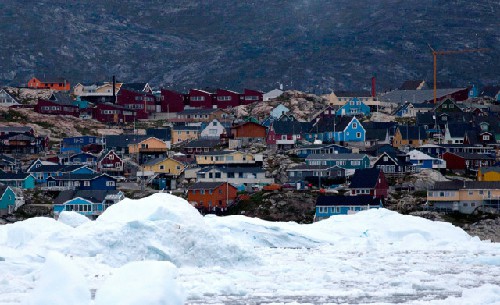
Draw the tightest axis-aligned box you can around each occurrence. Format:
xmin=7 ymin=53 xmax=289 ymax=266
xmin=40 ymin=185 xmax=76 ymax=191
xmin=139 ymin=147 xmax=168 ymax=153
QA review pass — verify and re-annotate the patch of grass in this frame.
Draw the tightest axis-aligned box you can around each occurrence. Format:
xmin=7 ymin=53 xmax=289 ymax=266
xmin=36 ymin=121 xmax=55 ymax=129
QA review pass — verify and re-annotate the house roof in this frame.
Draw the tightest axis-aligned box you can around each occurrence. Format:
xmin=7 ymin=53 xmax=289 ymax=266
xmin=0 ymin=172 xmax=31 ymax=180
xmin=104 ymin=135 xmax=148 ymax=148
xmin=316 ymin=195 xmax=381 ymax=206
xmin=396 ymin=126 xmax=428 ymax=140
xmin=198 ymin=166 xmax=265 ymax=174
xmin=184 ymin=139 xmax=220 ymax=148
xmin=54 ymin=189 xmax=121 ymax=205
xmin=0 ymin=184 xmax=8 ymax=195
xmin=197 ymin=150 xmax=238 ymax=156
xmin=188 ymin=182 xmax=229 ymax=190
xmin=272 ymin=120 xmax=312 ymax=135
xmin=447 ymin=123 xmax=471 ymax=138
xmin=349 ymin=168 xmax=382 ymax=189
xmin=50 ymin=92 xmax=74 ymax=105
xmin=35 ymin=76 xmax=67 ymax=83
xmin=334 ymin=91 xmax=372 ymax=97
xmin=445 ymin=152 xmax=494 ymax=160
xmin=287 ymin=164 xmax=343 ymax=171
xmin=50 ymin=173 xmax=112 ymax=181
xmin=120 ymin=83 xmax=148 ymax=91
xmin=365 ymin=128 xmax=387 ymax=141
xmin=177 ymin=108 xmax=219 ymax=115
xmin=146 ymin=128 xmax=172 ymax=141
xmin=479 ymin=86 xmax=500 ymax=98
xmin=306 ymin=153 xmax=367 ymax=161
xmin=28 ymin=164 xmax=85 ymax=173
xmin=0 ymin=126 xmax=33 ymax=134
xmin=432 ymin=181 xmax=500 ymax=190
xmin=399 ymin=80 xmax=427 ymax=90
xmin=479 ymin=166 xmax=500 ymax=174
xmin=172 ymin=125 xmax=200 ymax=131
xmin=380 ymin=88 xmax=466 ymax=104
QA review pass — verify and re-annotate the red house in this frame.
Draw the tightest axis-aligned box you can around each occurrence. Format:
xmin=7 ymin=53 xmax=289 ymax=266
xmin=215 ymin=89 xmax=241 ymax=108
xmin=92 ymin=104 xmax=138 ymax=124
xmin=160 ymin=89 xmax=185 ymax=113
xmin=348 ymin=168 xmax=388 ymax=199
xmin=442 ymin=152 xmax=495 ymax=171
xmin=187 ymin=182 xmax=238 ymax=212
xmin=116 ymin=88 xmax=156 ymax=119
xmin=97 ymin=150 xmax=124 ymax=174
xmin=34 ymin=99 xmax=79 ymax=117
xmin=28 ymin=77 xmax=70 ymax=91
xmin=240 ymin=89 xmax=263 ymax=105
xmin=188 ymin=89 xmax=216 ymax=108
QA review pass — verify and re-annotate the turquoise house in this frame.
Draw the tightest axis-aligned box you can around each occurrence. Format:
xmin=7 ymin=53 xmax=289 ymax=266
xmin=315 ymin=195 xmax=382 ymax=221
xmin=53 ymin=190 xmax=124 ymax=219
xmin=0 ymin=185 xmax=17 ymax=216
xmin=0 ymin=173 xmax=36 ymax=189
xmin=73 ymin=96 xmax=89 ymax=109
xmin=336 ymin=98 xmax=371 ymax=116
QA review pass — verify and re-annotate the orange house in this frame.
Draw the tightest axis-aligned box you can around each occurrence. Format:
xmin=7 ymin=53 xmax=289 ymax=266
xmin=187 ymin=182 xmax=238 ymax=211
xmin=27 ymin=77 xmax=70 ymax=91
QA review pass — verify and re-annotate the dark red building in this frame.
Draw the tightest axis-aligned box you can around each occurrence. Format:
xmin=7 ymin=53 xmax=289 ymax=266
xmin=240 ymin=89 xmax=263 ymax=105
xmin=188 ymin=89 xmax=216 ymax=108
xmin=215 ymin=89 xmax=241 ymax=108
xmin=116 ymin=88 xmax=156 ymax=118
xmin=34 ymin=99 xmax=79 ymax=117
xmin=442 ymin=152 xmax=495 ymax=171
xmin=348 ymin=168 xmax=388 ymax=199
xmin=92 ymin=104 xmax=139 ymax=124
xmin=160 ymin=89 xmax=185 ymax=113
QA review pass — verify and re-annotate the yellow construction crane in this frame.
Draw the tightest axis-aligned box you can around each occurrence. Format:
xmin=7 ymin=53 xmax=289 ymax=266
xmin=428 ymin=44 xmax=489 ymax=103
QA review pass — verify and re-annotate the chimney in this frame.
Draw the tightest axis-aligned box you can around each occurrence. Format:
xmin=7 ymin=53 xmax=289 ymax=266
xmin=112 ymin=75 xmax=116 ymax=103
xmin=371 ymin=75 xmax=376 ymax=98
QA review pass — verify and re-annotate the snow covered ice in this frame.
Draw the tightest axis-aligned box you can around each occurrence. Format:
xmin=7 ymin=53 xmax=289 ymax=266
xmin=0 ymin=193 xmax=499 ymax=304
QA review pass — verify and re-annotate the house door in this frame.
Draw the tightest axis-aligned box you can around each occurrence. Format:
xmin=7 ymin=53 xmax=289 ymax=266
xmin=341 ymin=109 xmax=346 ymax=116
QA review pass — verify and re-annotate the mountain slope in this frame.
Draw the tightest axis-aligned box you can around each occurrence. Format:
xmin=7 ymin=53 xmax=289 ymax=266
xmin=0 ymin=0 xmax=498 ymax=91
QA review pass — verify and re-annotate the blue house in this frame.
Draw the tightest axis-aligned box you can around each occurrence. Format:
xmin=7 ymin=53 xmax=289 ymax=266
xmin=306 ymin=116 xmax=365 ymax=143
xmin=314 ymin=195 xmax=382 ymax=221
xmin=53 ymin=190 xmax=124 ymax=219
xmin=0 ymin=173 xmax=36 ymax=189
xmin=306 ymin=153 xmax=370 ymax=170
xmin=0 ymin=185 xmax=17 ymax=216
xmin=28 ymin=165 xmax=95 ymax=184
xmin=44 ymin=173 xmax=117 ymax=191
xmin=407 ymin=149 xmax=446 ymax=170
xmin=336 ymin=98 xmax=370 ymax=116
xmin=61 ymin=136 xmax=104 ymax=154
xmin=61 ymin=152 xmax=98 ymax=167
xmin=294 ymin=144 xmax=352 ymax=159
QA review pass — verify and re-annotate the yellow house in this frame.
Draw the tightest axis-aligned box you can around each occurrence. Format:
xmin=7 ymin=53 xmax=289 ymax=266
xmin=143 ymin=158 xmax=185 ymax=176
xmin=427 ymin=181 xmax=500 ymax=214
xmin=392 ymin=126 xmax=430 ymax=148
xmin=171 ymin=126 xmax=200 ymax=144
xmin=195 ymin=150 xmax=256 ymax=166
xmin=128 ymin=137 xmax=168 ymax=154
xmin=477 ymin=167 xmax=500 ymax=181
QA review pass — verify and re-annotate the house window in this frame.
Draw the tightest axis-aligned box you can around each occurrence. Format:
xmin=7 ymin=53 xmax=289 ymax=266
xmin=383 ymin=156 xmax=388 ymax=161
xmin=484 ymin=135 xmax=490 ymax=141
xmin=106 ymin=181 xmax=115 ymax=186
xmin=356 ymin=132 xmax=361 ymax=138
xmin=109 ymin=154 xmax=114 ymax=160
xmin=84 ymin=181 xmax=90 ymax=186
xmin=352 ymin=122 xmax=357 ymax=129
xmin=201 ymin=190 xmax=205 ymax=194
xmin=219 ymin=189 xmax=223 ymax=194
xmin=159 ymin=165 xmax=165 ymax=170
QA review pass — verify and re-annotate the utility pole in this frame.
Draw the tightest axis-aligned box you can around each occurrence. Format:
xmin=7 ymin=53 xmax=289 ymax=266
xmin=427 ymin=44 xmax=489 ymax=104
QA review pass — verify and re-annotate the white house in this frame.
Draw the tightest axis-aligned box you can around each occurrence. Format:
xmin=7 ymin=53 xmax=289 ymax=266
xmin=407 ymin=149 xmax=446 ymax=169
xmin=264 ymin=89 xmax=284 ymax=101
xmin=270 ymin=104 xmax=290 ymax=119
xmin=0 ymin=89 xmax=20 ymax=107
xmin=200 ymin=119 xmax=226 ymax=138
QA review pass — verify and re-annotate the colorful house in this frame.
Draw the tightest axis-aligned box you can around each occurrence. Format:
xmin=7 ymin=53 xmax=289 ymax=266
xmin=373 ymin=152 xmax=416 ymax=176
xmin=293 ymin=144 xmax=352 ymax=159
xmin=187 ymin=182 xmax=238 ymax=212
xmin=143 ymin=158 xmax=186 ymax=177
xmin=160 ymin=88 xmax=186 ymax=113
xmin=286 ymin=165 xmax=345 ymax=183
xmin=348 ymin=168 xmax=388 ymax=198
xmin=336 ymin=98 xmax=371 ymax=116
xmin=315 ymin=195 xmax=382 ymax=221
xmin=116 ymin=88 xmax=156 ymax=119
xmin=27 ymin=77 xmax=70 ymax=91
xmin=241 ymin=89 xmax=263 ymax=105
xmin=434 ymin=98 xmax=463 ymax=113
xmin=28 ymin=165 xmax=95 ymax=183
xmin=53 ymin=190 xmax=124 ymax=219
xmin=196 ymin=166 xmax=274 ymax=185
xmin=43 ymin=173 xmax=117 ymax=191
xmin=34 ymin=98 xmax=79 ymax=117
xmin=0 ymin=173 xmax=36 ymax=189
xmin=61 ymin=136 xmax=104 ymax=154
xmin=200 ymin=119 xmax=226 ymax=138
xmin=427 ymin=181 xmax=500 ymax=214
xmin=188 ymin=89 xmax=216 ymax=108
xmin=92 ymin=103 xmax=138 ymax=124
xmin=215 ymin=89 xmax=241 ymax=108
xmin=171 ymin=125 xmax=200 ymax=144
xmin=0 ymin=185 xmax=17 ymax=216
xmin=183 ymin=139 xmax=220 ymax=156
xmin=96 ymin=150 xmax=124 ymax=174
xmin=230 ymin=122 xmax=267 ymax=141
xmin=195 ymin=150 xmax=258 ymax=166
xmin=128 ymin=137 xmax=169 ymax=155
xmin=442 ymin=152 xmax=495 ymax=171
xmin=392 ymin=126 xmax=429 ymax=148
xmin=305 ymin=116 xmax=365 ymax=143
xmin=305 ymin=153 xmax=370 ymax=170
xmin=407 ymin=150 xmax=446 ymax=169
xmin=0 ymin=89 xmax=21 ymax=107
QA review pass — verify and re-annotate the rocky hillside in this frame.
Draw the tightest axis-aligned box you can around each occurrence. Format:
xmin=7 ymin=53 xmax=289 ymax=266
xmin=0 ymin=1 xmax=498 ymax=91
